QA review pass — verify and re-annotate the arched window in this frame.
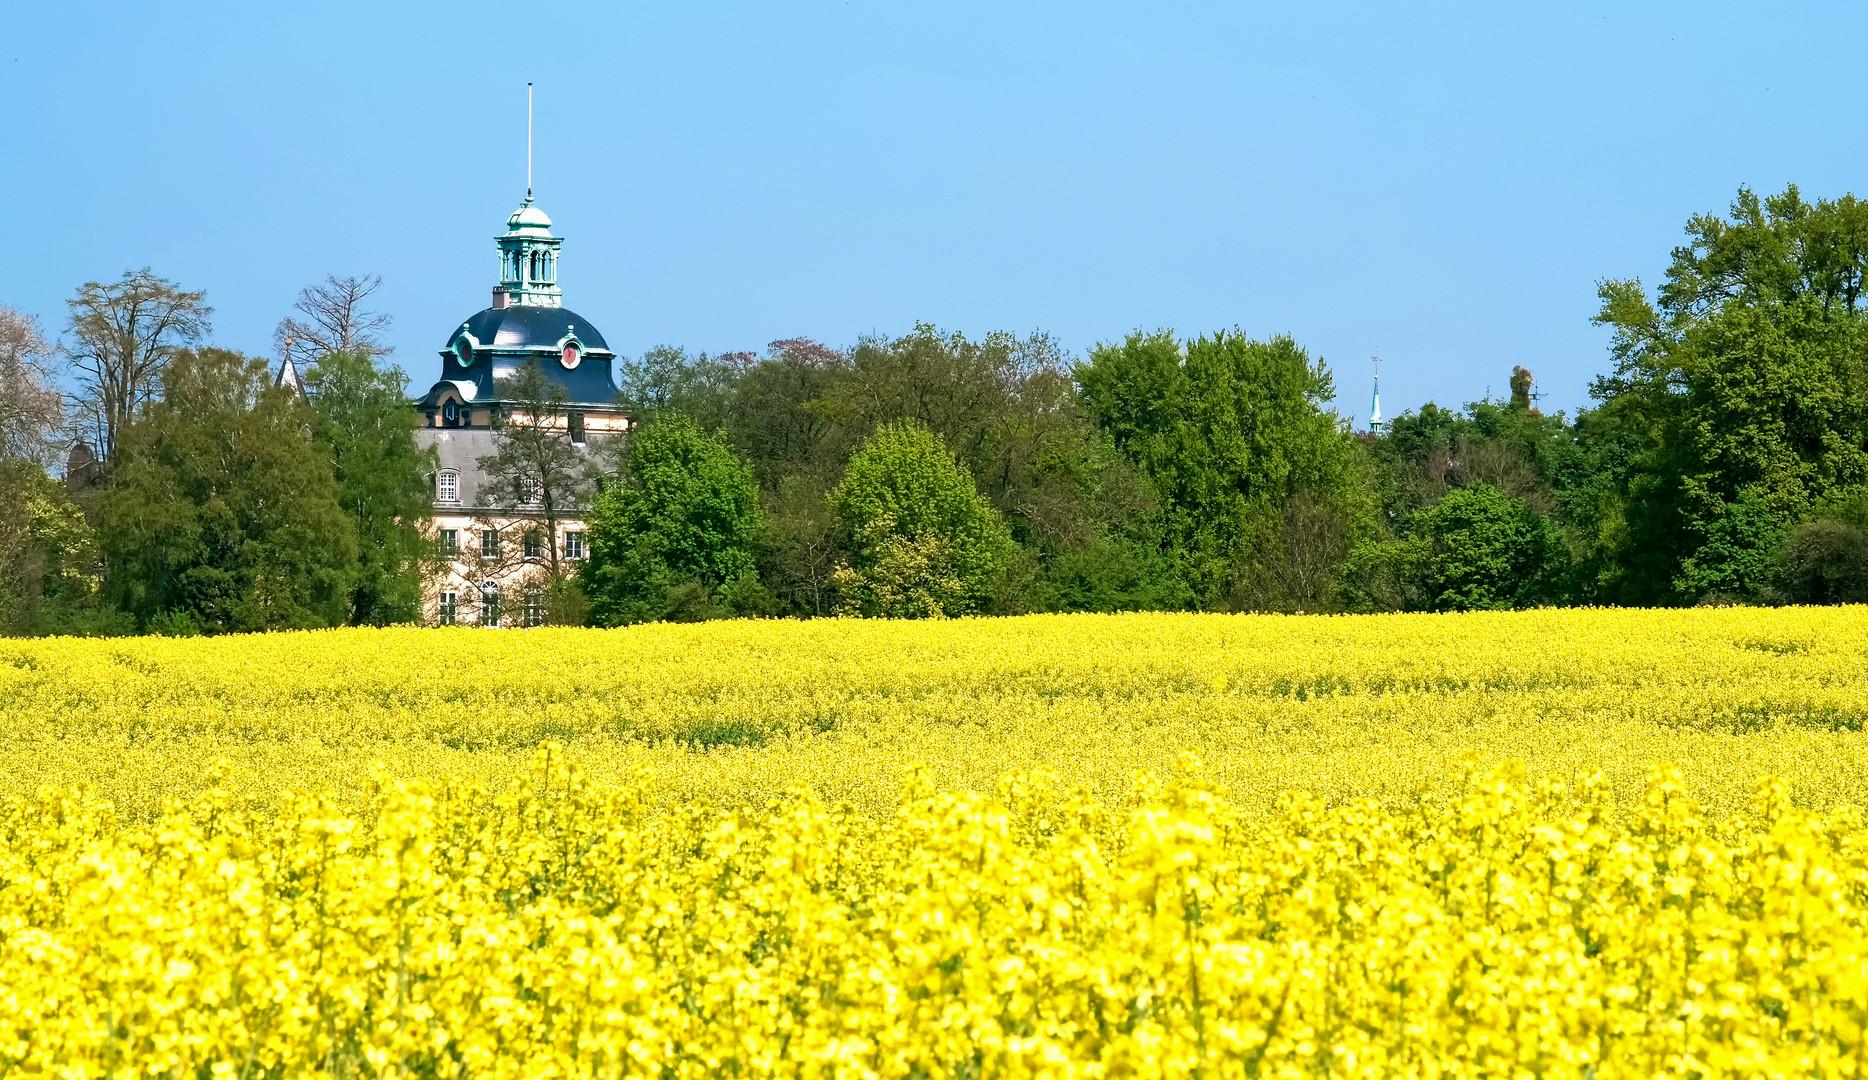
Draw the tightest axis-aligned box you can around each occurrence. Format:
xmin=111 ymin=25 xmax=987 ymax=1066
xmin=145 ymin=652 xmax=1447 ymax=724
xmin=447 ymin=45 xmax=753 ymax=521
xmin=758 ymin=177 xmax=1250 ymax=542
xmin=436 ymin=470 xmax=458 ymax=504
xmin=480 ymin=581 xmax=501 ymax=627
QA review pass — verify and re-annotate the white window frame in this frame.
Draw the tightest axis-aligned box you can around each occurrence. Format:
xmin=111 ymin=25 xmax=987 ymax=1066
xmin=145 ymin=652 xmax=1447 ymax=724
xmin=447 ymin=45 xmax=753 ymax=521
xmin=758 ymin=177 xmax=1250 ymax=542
xmin=440 ymin=529 xmax=459 ymax=557
xmin=523 ymin=530 xmax=543 ymax=560
xmin=438 ymin=590 xmax=457 ymax=626
xmin=481 ymin=529 xmax=500 ymax=558
xmin=523 ymin=585 xmax=544 ymax=628
xmin=436 ymin=470 xmax=459 ymax=505
xmin=480 ymin=581 xmax=501 ymax=627
xmin=564 ymin=530 xmax=585 ymax=560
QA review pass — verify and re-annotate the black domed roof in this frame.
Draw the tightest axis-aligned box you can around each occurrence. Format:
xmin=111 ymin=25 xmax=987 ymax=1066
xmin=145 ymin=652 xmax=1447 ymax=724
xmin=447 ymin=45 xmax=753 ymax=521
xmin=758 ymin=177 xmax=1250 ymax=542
xmin=437 ymin=304 xmax=619 ymax=405
xmin=447 ymin=305 xmax=611 ymax=353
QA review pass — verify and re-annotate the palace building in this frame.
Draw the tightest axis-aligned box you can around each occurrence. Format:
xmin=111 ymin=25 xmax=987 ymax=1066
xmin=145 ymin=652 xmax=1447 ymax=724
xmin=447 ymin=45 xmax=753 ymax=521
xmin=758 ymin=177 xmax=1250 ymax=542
xmin=411 ymin=193 xmax=630 ymax=626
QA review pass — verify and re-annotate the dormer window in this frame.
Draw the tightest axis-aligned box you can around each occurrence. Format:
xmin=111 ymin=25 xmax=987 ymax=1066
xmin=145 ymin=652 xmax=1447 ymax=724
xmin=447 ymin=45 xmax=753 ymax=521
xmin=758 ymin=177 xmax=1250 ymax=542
xmin=443 ymin=400 xmax=460 ymax=426
xmin=436 ymin=470 xmax=459 ymax=504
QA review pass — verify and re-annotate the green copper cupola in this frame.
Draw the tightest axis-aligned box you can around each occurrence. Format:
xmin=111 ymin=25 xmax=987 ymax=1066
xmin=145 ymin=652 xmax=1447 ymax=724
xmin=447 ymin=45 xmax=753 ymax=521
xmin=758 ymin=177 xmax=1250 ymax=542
xmin=491 ymin=194 xmax=563 ymax=309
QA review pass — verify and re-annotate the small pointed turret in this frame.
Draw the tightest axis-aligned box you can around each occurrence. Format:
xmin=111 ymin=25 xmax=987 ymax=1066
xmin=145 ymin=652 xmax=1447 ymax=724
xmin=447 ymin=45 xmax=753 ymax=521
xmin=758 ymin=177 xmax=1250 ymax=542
xmin=1368 ymin=357 xmax=1385 ymax=434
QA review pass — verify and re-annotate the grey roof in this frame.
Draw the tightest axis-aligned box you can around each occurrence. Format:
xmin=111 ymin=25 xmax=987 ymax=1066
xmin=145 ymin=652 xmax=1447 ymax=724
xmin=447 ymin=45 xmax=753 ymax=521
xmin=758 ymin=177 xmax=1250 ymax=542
xmin=439 ymin=305 xmax=618 ymax=405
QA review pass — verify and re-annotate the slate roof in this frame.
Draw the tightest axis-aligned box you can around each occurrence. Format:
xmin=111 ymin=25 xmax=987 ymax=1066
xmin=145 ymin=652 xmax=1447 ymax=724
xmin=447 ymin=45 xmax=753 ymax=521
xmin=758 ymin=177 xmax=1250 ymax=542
xmin=439 ymin=305 xmax=618 ymax=405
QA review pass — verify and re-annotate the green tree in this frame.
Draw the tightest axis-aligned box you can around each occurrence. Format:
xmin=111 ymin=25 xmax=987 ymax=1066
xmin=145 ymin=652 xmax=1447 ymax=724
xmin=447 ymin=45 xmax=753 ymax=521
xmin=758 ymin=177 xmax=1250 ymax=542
xmin=615 ymin=345 xmax=747 ymax=430
xmin=823 ymin=325 xmax=1082 ymax=518
xmin=1405 ymin=483 xmax=1561 ymax=611
xmin=97 ymin=348 xmax=356 ymax=632
xmin=830 ymin=420 xmax=1014 ymax=617
xmin=1587 ymin=184 xmax=1868 ymax=603
xmin=303 ymin=350 xmax=436 ymax=625
xmin=0 ymin=461 xmax=122 ymax=635
xmin=1077 ymin=330 xmax=1369 ymax=609
xmin=1775 ymin=518 xmax=1868 ymax=604
xmin=721 ymin=339 xmax=849 ymax=491
xmin=583 ymin=413 xmax=765 ymax=625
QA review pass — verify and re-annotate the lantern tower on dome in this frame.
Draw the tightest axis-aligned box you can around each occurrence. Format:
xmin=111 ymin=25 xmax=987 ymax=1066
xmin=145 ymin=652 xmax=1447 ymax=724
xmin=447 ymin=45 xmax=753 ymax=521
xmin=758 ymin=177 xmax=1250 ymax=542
xmin=492 ymin=194 xmax=563 ymax=309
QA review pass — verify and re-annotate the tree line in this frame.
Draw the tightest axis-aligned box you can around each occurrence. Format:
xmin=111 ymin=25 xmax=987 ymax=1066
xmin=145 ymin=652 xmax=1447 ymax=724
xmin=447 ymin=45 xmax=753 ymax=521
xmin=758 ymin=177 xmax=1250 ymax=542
xmin=6 ymin=183 xmax=1868 ymax=635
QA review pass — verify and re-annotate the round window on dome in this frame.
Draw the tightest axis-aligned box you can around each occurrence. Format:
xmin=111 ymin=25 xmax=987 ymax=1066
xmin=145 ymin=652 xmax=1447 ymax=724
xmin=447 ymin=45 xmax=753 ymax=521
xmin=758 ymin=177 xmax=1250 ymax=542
xmin=561 ymin=342 xmax=582 ymax=369
xmin=456 ymin=339 xmax=474 ymax=367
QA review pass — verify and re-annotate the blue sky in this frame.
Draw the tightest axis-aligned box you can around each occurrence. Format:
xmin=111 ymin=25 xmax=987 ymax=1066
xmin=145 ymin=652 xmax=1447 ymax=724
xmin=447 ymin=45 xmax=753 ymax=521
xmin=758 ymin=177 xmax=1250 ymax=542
xmin=5 ymin=1 xmax=1864 ymax=420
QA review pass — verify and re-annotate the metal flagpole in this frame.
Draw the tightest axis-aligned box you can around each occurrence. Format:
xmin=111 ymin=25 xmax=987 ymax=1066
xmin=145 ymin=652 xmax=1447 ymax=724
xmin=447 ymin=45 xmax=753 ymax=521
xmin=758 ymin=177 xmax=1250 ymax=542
xmin=527 ymin=82 xmax=534 ymax=197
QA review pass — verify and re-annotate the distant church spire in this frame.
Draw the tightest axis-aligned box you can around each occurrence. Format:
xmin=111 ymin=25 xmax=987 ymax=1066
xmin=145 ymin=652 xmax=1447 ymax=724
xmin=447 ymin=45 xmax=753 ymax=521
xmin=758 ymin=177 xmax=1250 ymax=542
xmin=1368 ymin=356 xmax=1385 ymax=434
xmin=491 ymin=83 xmax=563 ymax=309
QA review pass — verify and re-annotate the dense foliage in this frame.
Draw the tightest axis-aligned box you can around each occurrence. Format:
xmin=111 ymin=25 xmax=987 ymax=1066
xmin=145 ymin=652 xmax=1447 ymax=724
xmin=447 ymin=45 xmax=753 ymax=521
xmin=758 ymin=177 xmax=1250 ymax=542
xmin=583 ymin=412 xmax=765 ymax=624
xmin=830 ymin=420 xmax=1015 ymax=617
xmin=303 ymin=349 xmax=435 ymax=625
xmin=15 ymin=182 xmax=1868 ymax=631
xmin=96 ymin=347 xmax=357 ymax=633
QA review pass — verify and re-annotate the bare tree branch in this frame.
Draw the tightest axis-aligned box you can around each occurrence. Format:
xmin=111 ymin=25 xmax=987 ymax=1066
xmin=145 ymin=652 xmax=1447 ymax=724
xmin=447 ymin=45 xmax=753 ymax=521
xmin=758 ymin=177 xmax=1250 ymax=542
xmin=0 ymin=306 xmax=65 ymax=468
xmin=274 ymin=274 xmax=394 ymax=368
xmin=64 ymin=269 xmax=212 ymax=464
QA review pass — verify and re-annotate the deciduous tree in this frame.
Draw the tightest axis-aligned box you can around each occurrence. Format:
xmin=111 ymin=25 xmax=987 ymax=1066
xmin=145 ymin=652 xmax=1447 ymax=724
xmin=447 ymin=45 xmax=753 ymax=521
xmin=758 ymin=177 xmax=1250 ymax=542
xmin=64 ymin=269 xmax=211 ymax=465
xmin=97 ymin=348 xmax=355 ymax=633
xmin=584 ymin=413 xmax=765 ymax=625
xmin=479 ymin=359 xmax=604 ymax=583
xmin=304 ymin=350 xmax=435 ymax=625
xmin=0 ymin=306 xmax=64 ymax=468
xmin=274 ymin=275 xmax=394 ymax=369
xmin=831 ymin=420 xmax=1013 ymax=617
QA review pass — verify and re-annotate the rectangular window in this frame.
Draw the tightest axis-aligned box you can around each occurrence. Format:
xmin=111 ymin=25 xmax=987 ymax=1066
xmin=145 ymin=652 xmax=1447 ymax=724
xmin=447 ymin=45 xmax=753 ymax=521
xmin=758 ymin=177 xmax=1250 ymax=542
xmin=480 ymin=582 xmax=500 ymax=627
xmin=440 ymin=529 xmax=459 ymax=557
xmin=524 ymin=531 xmax=542 ymax=560
xmin=564 ymin=530 xmax=585 ymax=560
xmin=482 ymin=529 xmax=500 ymax=557
xmin=523 ymin=585 xmax=544 ymax=628
xmin=438 ymin=591 xmax=457 ymax=627
xmin=436 ymin=471 xmax=458 ymax=504
xmin=568 ymin=412 xmax=586 ymax=445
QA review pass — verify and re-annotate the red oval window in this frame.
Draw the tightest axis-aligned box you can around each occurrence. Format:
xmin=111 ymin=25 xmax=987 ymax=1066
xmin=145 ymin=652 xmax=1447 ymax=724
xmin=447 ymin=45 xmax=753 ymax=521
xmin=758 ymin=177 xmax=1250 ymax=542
xmin=562 ymin=343 xmax=581 ymax=369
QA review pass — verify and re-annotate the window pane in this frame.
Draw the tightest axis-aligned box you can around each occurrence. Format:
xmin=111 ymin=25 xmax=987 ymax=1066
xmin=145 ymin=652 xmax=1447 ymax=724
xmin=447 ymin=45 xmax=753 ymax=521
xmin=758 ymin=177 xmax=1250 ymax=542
xmin=482 ymin=530 xmax=500 ymax=557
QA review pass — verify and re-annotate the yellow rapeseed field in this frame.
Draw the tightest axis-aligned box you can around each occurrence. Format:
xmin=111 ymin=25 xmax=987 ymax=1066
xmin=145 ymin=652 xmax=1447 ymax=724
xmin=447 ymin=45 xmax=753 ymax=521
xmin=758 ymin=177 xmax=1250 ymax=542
xmin=3 ymin=608 xmax=1868 ymax=1076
